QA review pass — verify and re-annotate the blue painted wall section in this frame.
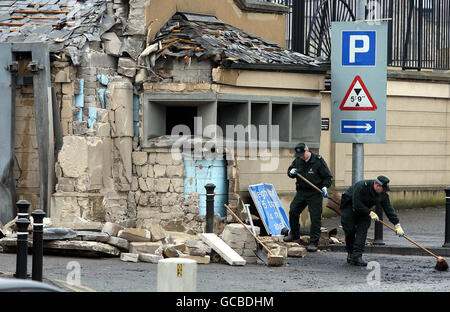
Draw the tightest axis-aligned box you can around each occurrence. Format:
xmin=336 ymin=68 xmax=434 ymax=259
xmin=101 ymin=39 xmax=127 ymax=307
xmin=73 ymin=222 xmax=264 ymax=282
xmin=97 ymin=75 xmax=108 ymax=109
xmin=74 ymin=79 xmax=84 ymax=121
xmin=133 ymin=94 xmax=139 ymax=137
xmin=184 ymin=157 xmax=228 ymax=217
xmin=97 ymin=89 xmax=106 ymax=109
xmin=88 ymin=107 xmax=97 ymax=129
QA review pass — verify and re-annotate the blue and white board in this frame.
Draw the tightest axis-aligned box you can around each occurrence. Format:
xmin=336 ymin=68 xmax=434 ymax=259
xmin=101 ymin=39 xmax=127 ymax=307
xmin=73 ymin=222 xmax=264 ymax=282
xmin=248 ymin=184 xmax=290 ymax=235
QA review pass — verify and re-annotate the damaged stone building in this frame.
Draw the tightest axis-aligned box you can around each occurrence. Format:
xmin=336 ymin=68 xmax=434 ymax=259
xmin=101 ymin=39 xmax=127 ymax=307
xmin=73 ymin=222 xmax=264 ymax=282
xmin=0 ymin=0 xmax=326 ymax=234
xmin=0 ymin=0 xmax=448 ymax=236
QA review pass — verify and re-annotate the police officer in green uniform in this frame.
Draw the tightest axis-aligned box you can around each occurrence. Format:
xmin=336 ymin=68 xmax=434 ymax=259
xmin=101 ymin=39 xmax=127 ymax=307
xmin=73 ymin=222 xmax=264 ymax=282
xmin=340 ymin=175 xmax=405 ymax=266
xmin=284 ymin=143 xmax=333 ymax=252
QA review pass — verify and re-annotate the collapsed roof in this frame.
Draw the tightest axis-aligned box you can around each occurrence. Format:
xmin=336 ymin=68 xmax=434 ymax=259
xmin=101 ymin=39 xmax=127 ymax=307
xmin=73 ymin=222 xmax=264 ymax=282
xmin=145 ymin=12 xmax=324 ymax=72
xmin=0 ymin=0 xmax=114 ymax=64
xmin=0 ymin=2 xmax=324 ymax=72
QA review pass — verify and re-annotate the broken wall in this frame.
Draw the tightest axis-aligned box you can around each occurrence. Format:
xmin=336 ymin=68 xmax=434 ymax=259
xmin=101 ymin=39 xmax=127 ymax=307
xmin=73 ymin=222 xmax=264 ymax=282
xmin=47 ymin=0 xmax=291 ymax=234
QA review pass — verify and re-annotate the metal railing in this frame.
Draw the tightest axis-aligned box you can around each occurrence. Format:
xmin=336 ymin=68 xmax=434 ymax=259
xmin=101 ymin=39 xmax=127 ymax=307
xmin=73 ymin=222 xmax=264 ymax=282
xmin=255 ymin=0 xmax=450 ymax=70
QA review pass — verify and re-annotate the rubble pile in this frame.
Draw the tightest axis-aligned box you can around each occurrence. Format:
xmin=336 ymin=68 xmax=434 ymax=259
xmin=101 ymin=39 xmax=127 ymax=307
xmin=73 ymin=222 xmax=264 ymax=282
xmin=0 ymin=216 xmax=345 ymax=264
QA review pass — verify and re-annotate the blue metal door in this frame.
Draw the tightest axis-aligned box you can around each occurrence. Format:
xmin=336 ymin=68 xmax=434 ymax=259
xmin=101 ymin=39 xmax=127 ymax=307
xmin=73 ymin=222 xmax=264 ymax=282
xmin=184 ymin=157 xmax=228 ymax=217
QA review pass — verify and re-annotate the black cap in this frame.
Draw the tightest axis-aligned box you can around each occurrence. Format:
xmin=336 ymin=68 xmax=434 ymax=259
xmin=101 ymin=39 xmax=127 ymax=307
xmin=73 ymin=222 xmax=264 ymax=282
xmin=295 ymin=143 xmax=308 ymax=157
xmin=375 ymin=175 xmax=390 ymax=191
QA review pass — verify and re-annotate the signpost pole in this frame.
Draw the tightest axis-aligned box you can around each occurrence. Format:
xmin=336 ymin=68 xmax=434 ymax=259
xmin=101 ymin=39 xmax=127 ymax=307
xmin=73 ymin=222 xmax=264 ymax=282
xmin=353 ymin=0 xmax=384 ymax=244
xmin=352 ymin=0 xmax=366 ymax=185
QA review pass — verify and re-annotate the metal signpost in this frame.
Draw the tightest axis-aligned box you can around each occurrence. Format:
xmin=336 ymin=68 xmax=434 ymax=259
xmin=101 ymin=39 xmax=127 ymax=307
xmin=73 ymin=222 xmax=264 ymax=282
xmin=331 ymin=15 xmax=388 ymax=186
xmin=332 ymin=1 xmax=388 ymax=245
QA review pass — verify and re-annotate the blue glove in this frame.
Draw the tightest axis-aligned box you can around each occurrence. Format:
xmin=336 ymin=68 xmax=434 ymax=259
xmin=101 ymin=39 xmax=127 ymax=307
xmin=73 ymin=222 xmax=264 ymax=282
xmin=289 ymin=168 xmax=298 ymax=177
xmin=321 ymin=187 xmax=328 ymax=198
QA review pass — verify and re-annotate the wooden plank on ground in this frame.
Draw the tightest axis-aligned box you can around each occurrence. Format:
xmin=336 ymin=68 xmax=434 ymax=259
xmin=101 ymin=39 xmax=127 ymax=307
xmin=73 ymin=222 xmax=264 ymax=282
xmin=201 ymin=233 xmax=246 ymax=266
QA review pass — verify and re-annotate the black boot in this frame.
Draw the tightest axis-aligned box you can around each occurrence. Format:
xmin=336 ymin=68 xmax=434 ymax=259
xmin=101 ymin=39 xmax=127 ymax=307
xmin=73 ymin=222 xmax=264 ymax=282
xmin=347 ymin=253 xmax=352 ymax=264
xmin=283 ymin=232 xmax=299 ymax=242
xmin=306 ymin=244 xmax=318 ymax=252
xmin=351 ymin=256 xmax=368 ymax=266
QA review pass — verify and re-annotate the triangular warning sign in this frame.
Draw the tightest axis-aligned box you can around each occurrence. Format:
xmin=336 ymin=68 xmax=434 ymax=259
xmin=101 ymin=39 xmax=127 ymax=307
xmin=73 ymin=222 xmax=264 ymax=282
xmin=340 ymin=75 xmax=377 ymax=111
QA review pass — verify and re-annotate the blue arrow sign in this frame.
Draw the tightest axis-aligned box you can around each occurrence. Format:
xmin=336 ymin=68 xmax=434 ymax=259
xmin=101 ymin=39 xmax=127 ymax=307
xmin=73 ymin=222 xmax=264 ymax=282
xmin=341 ymin=120 xmax=375 ymax=134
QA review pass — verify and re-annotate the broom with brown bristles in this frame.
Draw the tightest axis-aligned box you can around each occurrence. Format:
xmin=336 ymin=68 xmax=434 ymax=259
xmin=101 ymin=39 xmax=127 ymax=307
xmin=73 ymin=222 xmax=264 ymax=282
xmin=225 ymin=204 xmax=284 ymax=267
xmin=377 ymin=219 xmax=449 ymax=271
xmin=296 ymin=172 xmax=448 ymax=271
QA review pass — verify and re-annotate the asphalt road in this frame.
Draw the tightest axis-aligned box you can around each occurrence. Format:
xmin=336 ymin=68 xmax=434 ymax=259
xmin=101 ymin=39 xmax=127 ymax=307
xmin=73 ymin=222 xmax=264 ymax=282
xmin=0 ymin=250 xmax=448 ymax=292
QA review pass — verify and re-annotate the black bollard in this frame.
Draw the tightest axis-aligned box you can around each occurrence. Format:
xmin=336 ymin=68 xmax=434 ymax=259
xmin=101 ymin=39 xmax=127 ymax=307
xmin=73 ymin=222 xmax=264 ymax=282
xmin=373 ymin=202 xmax=385 ymax=245
xmin=15 ymin=218 xmax=30 ymax=279
xmin=205 ymin=183 xmax=216 ymax=233
xmin=443 ymin=187 xmax=450 ymax=248
xmin=16 ymin=200 xmax=30 ymax=220
xmin=32 ymin=210 xmax=46 ymax=281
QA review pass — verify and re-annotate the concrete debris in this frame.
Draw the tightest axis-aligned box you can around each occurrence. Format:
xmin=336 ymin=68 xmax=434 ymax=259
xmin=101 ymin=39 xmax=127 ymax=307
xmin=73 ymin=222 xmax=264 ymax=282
xmin=287 ymin=246 xmax=307 ymax=258
xmin=44 ymin=240 xmax=121 ymax=257
xmin=107 ymin=236 xmax=129 ymax=251
xmin=2 ymin=216 xmax=30 ymax=235
xmin=117 ymin=57 xmax=137 ymax=77
xmin=128 ymin=242 xmax=160 ymax=254
xmin=201 ymin=233 xmax=246 ymax=266
xmin=76 ymin=231 xmax=110 ymax=243
xmin=329 ymin=236 xmax=343 ymax=244
xmin=0 ymin=237 xmax=31 ymax=253
xmin=299 ymin=236 xmax=310 ymax=245
xmin=319 ymin=227 xmax=330 ymax=246
xmin=179 ymin=254 xmax=211 ymax=264
xmin=146 ymin=221 xmax=166 ymax=242
xmin=119 ymin=36 xmax=145 ymax=61
xmin=44 ymin=228 xmax=77 ymax=241
xmin=1 ymin=216 xmax=52 ymax=235
xmin=101 ymin=32 xmax=122 ymax=57
xmin=117 ymin=228 xmax=152 ymax=242
xmin=102 ymin=222 xmax=124 ymax=237
xmin=120 ymin=252 xmax=139 ymax=262
xmin=0 ymin=220 xmax=323 ymax=263
xmin=163 ymin=245 xmax=182 ymax=258
xmin=139 ymin=253 xmax=163 ymax=263
xmin=185 ymin=239 xmax=211 ymax=257
xmin=221 ymin=223 xmax=260 ymax=264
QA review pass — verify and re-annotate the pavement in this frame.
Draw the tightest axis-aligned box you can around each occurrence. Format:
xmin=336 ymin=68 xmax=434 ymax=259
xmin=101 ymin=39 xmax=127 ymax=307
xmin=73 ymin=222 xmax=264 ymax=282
xmin=319 ymin=206 xmax=450 ymax=257
xmin=0 ymin=206 xmax=448 ymax=292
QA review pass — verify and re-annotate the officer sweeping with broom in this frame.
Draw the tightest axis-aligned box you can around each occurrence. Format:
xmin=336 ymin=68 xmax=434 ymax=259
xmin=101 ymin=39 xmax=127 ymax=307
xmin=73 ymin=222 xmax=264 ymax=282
xmin=284 ymin=143 xmax=333 ymax=252
xmin=340 ymin=175 xmax=405 ymax=266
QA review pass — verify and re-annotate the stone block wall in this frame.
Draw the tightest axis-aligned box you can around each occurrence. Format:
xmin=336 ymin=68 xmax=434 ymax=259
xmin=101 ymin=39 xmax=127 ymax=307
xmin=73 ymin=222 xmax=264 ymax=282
xmin=130 ymin=147 xmax=207 ymax=234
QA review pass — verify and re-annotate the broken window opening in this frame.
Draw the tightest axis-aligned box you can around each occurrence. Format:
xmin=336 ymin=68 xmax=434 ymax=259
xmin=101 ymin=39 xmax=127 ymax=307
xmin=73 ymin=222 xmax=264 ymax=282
xmin=166 ymin=106 xmax=198 ymax=136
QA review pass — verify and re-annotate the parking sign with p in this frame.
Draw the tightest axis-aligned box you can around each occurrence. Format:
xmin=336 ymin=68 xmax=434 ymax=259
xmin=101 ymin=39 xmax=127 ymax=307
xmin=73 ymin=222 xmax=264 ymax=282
xmin=342 ymin=31 xmax=376 ymax=66
xmin=331 ymin=22 xmax=387 ymax=144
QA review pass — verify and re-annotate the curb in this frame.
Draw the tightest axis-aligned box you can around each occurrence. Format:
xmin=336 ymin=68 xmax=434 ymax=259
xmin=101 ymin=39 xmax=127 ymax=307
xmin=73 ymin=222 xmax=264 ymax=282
xmin=45 ymin=278 xmax=97 ymax=292
xmin=0 ymin=270 xmax=96 ymax=292
xmin=319 ymin=244 xmax=450 ymax=257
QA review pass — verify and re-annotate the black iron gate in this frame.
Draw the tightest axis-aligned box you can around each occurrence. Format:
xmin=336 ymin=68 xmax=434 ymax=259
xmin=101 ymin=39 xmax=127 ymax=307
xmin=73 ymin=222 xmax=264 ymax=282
xmin=259 ymin=0 xmax=450 ymax=70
